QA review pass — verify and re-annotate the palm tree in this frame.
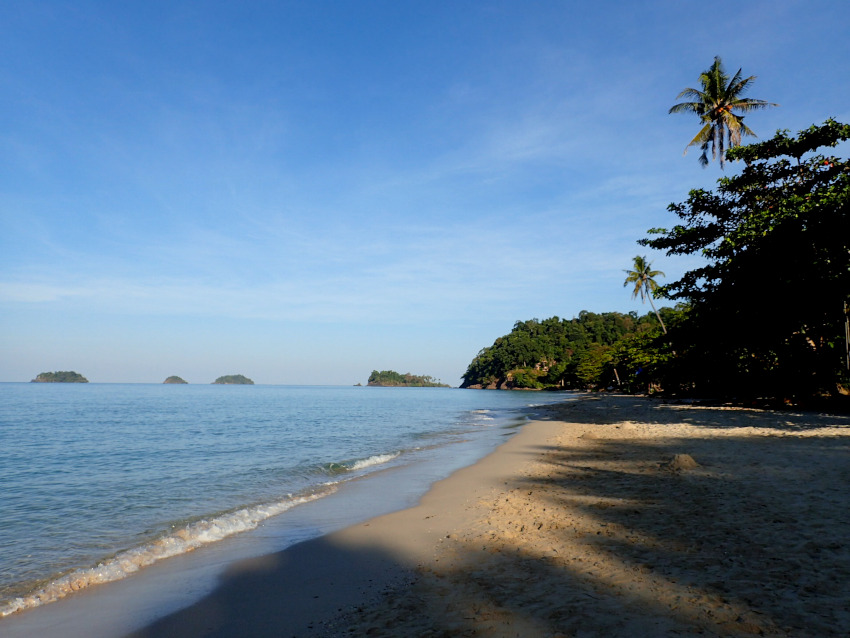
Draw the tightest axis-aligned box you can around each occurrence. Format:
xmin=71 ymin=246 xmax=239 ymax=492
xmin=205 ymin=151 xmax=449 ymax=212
xmin=669 ymin=56 xmax=777 ymax=168
xmin=624 ymin=255 xmax=667 ymax=334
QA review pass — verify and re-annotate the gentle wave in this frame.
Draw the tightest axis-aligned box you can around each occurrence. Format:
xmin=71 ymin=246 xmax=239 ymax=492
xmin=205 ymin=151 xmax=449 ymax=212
xmin=349 ymin=452 xmax=401 ymax=471
xmin=0 ymin=487 xmax=335 ymax=617
xmin=1 ymin=452 xmax=403 ymax=616
xmin=0 ymin=385 xmax=552 ymax=621
xmin=322 ymin=451 xmax=401 ymax=475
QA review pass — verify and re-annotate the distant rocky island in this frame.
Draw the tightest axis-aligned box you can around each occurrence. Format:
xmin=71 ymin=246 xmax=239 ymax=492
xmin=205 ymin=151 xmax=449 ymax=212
xmin=212 ymin=374 xmax=254 ymax=385
xmin=31 ymin=371 xmax=89 ymax=383
xmin=163 ymin=376 xmax=188 ymax=384
xmin=367 ymin=370 xmax=450 ymax=387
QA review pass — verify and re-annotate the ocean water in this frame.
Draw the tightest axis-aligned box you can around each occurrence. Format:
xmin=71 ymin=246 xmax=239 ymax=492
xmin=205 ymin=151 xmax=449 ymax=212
xmin=0 ymin=383 xmax=560 ymax=618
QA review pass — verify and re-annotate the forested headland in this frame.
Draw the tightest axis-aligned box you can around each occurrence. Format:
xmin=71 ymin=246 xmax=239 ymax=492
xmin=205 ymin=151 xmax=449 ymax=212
xmin=461 ymin=310 xmax=678 ymax=392
xmin=463 ymin=120 xmax=850 ymax=407
xmin=368 ymin=370 xmax=450 ymax=387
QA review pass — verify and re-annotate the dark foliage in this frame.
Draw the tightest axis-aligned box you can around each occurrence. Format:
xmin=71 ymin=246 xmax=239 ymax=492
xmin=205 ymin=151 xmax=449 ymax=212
xmin=641 ymin=120 xmax=850 ymax=400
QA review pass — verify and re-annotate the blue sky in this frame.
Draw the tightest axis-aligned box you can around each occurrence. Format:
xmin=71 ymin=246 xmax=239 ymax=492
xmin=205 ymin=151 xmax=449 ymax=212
xmin=2 ymin=1 xmax=848 ymax=385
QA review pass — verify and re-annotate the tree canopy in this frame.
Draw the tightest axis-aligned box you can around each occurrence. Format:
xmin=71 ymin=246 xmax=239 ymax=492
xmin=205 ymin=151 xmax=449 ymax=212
xmin=624 ymin=255 xmax=667 ymax=333
xmin=461 ymin=120 xmax=848 ymax=405
xmin=460 ymin=311 xmax=679 ymax=391
xmin=669 ymin=56 xmax=777 ymax=168
xmin=641 ymin=119 xmax=850 ymax=400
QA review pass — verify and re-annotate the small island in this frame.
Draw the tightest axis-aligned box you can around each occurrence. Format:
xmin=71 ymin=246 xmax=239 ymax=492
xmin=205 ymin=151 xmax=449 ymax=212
xmin=163 ymin=376 xmax=188 ymax=384
xmin=367 ymin=370 xmax=450 ymax=387
xmin=212 ymin=374 xmax=254 ymax=385
xmin=31 ymin=371 xmax=89 ymax=383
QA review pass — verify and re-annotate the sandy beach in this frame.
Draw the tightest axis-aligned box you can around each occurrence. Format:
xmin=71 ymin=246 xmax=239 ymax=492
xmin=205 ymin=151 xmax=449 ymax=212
xmin=121 ymin=393 xmax=850 ymax=637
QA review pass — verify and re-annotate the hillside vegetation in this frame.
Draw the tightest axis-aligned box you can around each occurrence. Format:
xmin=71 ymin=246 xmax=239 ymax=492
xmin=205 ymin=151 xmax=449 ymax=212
xmin=368 ymin=370 xmax=450 ymax=387
xmin=464 ymin=121 xmax=850 ymax=405
xmin=461 ymin=311 xmax=677 ymax=391
xmin=31 ymin=371 xmax=89 ymax=383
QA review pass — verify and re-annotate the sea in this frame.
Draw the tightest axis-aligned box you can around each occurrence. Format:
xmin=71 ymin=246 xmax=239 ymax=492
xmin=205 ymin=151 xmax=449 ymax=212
xmin=0 ymin=383 xmax=565 ymax=632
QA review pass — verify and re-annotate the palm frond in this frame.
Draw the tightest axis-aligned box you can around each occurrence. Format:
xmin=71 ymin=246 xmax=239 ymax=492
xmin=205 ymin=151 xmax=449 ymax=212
xmin=726 ymin=68 xmax=749 ymax=95
xmin=624 ymin=256 xmax=665 ymax=304
xmin=674 ymin=87 xmax=706 ymax=101
xmin=684 ymin=123 xmax=712 ymax=153
xmin=730 ymin=98 xmax=778 ymax=111
xmin=669 ymin=101 xmax=704 ymax=115
xmin=671 ymin=56 xmax=776 ymax=167
xmin=717 ymin=126 xmax=727 ymax=165
xmin=725 ymin=114 xmax=746 ymax=146
xmin=704 ymin=59 xmax=727 ymax=96
xmin=739 ymin=121 xmax=758 ymax=138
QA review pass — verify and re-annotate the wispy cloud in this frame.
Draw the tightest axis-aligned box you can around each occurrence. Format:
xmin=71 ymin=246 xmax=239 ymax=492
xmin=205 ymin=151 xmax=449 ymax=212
xmin=2 ymin=1 xmax=848 ymax=382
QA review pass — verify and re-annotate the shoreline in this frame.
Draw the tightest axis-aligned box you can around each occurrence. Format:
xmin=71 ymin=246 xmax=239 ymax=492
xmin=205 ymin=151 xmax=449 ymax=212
xmin=0 ymin=394 xmax=542 ymax=637
xmin=127 ymin=398 xmax=565 ymax=638
xmin=135 ymin=393 xmax=850 ymax=637
xmin=6 ymin=393 xmax=850 ymax=636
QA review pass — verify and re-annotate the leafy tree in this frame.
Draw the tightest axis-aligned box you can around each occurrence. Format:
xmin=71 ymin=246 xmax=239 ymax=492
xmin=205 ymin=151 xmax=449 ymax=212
xmin=612 ymin=319 xmax=682 ymax=395
xmin=508 ymin=368 xmax=546 ymax=390
xmin=623 ymin=255 xmax=668 ymax=334
xmin=573 ymin=344 xmax=615 ymax=390
xmin=642 ymin=119 xmax=850 ymax=399
xmin=669 ymin=56 xmax=777 ymax=168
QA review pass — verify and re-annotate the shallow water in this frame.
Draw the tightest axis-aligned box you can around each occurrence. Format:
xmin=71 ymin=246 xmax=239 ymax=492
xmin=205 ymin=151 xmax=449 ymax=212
xmin=0 ymin=383 xmax=562 ymax=619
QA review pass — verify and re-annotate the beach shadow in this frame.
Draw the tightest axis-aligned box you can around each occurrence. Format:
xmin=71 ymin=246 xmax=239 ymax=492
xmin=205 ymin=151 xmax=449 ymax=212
xmin=333 ymin=396 xmax=850 ymax=636
xmin=537 ymin=392 xmax=850 ymax=431
xmin=128 ymin=395 xmax=850 ymax=637
xmin=125 ymin=538 xmax=414 ymax=638
xmin=464 ymin=396 xmax=850 ymax=636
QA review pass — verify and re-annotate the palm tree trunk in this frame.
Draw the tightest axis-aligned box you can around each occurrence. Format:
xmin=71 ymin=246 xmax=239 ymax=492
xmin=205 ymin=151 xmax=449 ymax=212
xmin=646 ymin=286 xmax=668 ymax=334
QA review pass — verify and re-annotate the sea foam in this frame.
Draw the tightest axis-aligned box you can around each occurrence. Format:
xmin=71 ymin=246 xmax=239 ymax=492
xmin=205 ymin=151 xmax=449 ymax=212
xmin=322 ymin=451 xmax=401 ymax=474
xmin=0 ymin=384 xmax=546 ymax=620
xmin=0 ymin=488 xmax=334 ymax=617
xmin=348 ymin=452 xmax=401 ymax=471
xmin=1 ymin=452 xmax=404 ymax=616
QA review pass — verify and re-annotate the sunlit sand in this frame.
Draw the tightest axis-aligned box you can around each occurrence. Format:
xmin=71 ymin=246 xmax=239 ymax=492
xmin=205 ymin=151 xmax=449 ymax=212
xmin=128 ymin=394 xmax=850 ymax=637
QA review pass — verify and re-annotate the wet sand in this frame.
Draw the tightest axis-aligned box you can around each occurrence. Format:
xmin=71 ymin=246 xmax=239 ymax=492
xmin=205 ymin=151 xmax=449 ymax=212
xmin=127 ymin=393 xmax=850 ymax=637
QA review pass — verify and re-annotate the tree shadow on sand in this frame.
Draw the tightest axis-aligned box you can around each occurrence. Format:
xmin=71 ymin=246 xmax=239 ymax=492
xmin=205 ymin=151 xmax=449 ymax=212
xmin=540 ymin=392 xmax=850 ymax=431
xmin=128 ymin=395 xmax=850 ymax=637
xmin=409 ymin=396 xmax=850 ymax=637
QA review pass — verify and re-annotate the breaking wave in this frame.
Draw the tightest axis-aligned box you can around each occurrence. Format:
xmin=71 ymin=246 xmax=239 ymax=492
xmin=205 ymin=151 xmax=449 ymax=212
xmin=0 ymin=487 xmax=335 ymax=617
xmin=321 ymin=451 xmax=401 ymax=475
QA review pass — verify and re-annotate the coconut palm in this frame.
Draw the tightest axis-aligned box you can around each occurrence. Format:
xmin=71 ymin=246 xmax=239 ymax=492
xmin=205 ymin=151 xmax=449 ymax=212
xmin=670 ymin=56 xmax=777 ymax=168
xmin=624 ymin=255 xmax=667 ymax=334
